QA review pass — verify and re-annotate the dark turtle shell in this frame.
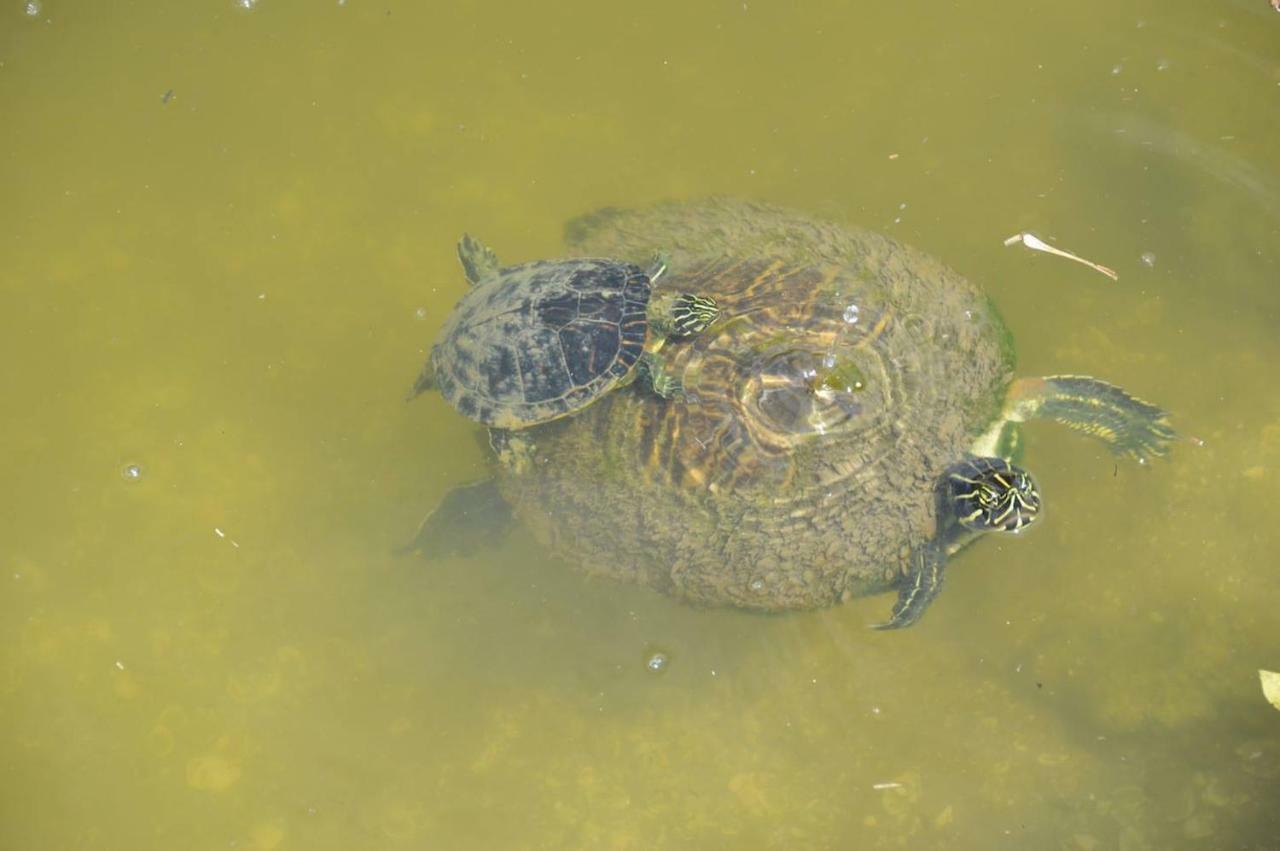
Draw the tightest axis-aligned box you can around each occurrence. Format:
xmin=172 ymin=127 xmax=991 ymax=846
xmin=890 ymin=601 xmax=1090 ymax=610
xmin=429 ymin=258 xmax=651 ymax=429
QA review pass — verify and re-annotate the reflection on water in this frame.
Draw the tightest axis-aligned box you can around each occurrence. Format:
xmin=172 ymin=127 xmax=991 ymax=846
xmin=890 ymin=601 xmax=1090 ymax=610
xmin=2 ymin=1 xmax=1279 ymax=849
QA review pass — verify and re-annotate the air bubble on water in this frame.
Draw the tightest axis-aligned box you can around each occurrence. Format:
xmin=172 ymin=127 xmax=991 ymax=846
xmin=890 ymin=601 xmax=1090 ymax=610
xmin=645 ymin=651 xmax=668 ymax=673
xmin=1140 ymin=252 xmax=1156 ymax=268
xmin=235 ymin=0 xmax=257 ymax=9
xmin=1111 ymin=63 xmax=1123 ymax=76
xmin=843 ymin=304 xmax=860 ymax=324
xmin=1155 ymin=59 xmax=1170 ymax=72
xmin=121 ymin=463 xmax=143 ymax=481
xmin=414 ymin=307 xmax=428 ymax=320
xmin=24 ymin=0 xmax=40 ymax=16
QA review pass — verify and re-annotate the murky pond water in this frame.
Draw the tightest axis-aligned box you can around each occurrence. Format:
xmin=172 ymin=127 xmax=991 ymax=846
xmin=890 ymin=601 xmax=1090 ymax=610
xmin=3 ymin=1 xmax=1279 ymax=848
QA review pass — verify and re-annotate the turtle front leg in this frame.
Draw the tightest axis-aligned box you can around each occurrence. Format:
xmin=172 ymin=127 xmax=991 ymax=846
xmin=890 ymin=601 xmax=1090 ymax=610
xmin=488 ymin=428 xmax=536 ymax=475
xmin=871 ymin=541 xmax=947 ymax=630
xmin=639 ymin=352 xmax=685 ymax=401
xmin=1006 ymin=375 xmax=1176 ymax=463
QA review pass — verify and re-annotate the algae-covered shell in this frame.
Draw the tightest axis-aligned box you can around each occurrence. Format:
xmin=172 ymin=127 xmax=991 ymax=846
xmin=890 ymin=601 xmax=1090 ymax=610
xmin=494 ymin=198 xmax=1015 ymax=610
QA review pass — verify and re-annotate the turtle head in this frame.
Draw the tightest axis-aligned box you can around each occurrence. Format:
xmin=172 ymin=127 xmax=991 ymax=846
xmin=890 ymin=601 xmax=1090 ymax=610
xmin=647 ymin=292 xmax=720 ymax=338
xmin=668 ymin=294 xmax=720 ymax=337
xmin=944 ymin=458 xmax=1040 ymax=533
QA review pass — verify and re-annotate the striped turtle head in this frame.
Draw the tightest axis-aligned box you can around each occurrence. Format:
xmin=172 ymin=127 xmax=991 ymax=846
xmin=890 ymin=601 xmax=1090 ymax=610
xmin=668 ymin=293 xmax=720 ymax=337
xmin=944 ymin=457 xmax=1041 ymax=533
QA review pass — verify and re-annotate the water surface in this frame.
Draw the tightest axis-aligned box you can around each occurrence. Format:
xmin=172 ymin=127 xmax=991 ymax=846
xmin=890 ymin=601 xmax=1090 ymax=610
xmin=3 ymin=1 xmax=1279 ymax=848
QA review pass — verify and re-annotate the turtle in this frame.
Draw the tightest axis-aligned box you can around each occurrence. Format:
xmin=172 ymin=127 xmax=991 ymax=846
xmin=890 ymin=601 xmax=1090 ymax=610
xmin=409 ymin=198 xmax=1177 ymax=628
xmin=410 ymin=235 xmax=720 ymax=429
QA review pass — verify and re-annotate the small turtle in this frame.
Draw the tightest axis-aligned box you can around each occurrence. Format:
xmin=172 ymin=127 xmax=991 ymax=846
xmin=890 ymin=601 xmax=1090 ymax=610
xmin=411 ymin=235 xmax=719 ymax=429
xmin=411 ymin=199 xmax=1178 ymax=629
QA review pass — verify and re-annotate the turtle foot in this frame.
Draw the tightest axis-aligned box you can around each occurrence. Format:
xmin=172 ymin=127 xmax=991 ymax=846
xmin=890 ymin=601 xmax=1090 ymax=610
xmin=399 ymin=479 xmax=512 ymax=559
xmin=639 ymin=353 xmax=686 ymax=401
xmin=1010 ymin=375 xmax=1176 ymax=463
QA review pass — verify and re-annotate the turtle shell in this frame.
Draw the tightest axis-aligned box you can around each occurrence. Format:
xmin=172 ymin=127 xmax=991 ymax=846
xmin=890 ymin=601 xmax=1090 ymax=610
xmin=492 ymin=199 xmax=1016 ymax=611
xmin=430 ymin=258 xmax=652 ymax=428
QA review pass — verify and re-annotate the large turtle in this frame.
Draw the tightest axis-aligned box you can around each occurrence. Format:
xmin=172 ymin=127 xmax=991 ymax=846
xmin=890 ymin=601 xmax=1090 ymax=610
xmin=412 ymin=198 xmax=1176 ymax=628
xmin=411 ymin=235 xmax=720 ymax=428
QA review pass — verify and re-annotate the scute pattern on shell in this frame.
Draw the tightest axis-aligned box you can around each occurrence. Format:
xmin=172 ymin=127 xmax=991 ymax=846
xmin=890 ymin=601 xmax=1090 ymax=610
xmin=431 ymin=258 xmax=651 ymax=428
xmin=495 ymin=198 xmax=1016 ymax=611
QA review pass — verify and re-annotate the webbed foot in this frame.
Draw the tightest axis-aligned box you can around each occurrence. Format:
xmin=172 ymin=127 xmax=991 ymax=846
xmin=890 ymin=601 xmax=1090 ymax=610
xmin=639 ymin=352 xmax=686 ymax=401
xmin=399 ymin=479 xmax=513 ymax=558
xmin=1009 ymin=375 xmax=1176 ymax=463
xmin=457 ymin=233 xmax=501 ymax=285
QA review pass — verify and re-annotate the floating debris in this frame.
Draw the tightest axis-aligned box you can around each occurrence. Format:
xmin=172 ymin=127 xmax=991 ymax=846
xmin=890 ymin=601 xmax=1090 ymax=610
xmin=872 ymin=782 xmax=903 ymax=790
xmin=161 ymin=89 xmax=175 ymax=105
xmin=1261 ymin=670 xmax=1280 ymax=711
xmin=214 ymin=527 xmax=242 ymax=549
xmin=1003 ymin=232 xmax=1119 ymax=281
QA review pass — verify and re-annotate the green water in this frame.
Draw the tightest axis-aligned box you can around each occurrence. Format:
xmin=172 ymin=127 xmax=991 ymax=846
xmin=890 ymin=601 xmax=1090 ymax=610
xmin=3 ymin=1 xmax=1279 ymax=848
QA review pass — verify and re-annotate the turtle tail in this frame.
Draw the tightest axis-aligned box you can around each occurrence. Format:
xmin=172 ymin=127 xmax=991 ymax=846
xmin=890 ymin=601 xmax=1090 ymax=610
xmin=408 ymin=355 xmax=436 ymax=400
xmin=1008 ymin=375 xmax=1176 ymax=463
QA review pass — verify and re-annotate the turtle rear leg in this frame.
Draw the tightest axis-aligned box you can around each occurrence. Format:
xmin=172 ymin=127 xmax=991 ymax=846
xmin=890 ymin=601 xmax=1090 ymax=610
xmin=1006 ymin=375 xmax=1176 ymax=463
xmin=399 ymin=479 xmax=513 ymax=558
xmin=645 ymin=252 xmax=670 ymax=284
xmin=871 ymin=541 xmax=947 ymax=630
xmin=457 ymin=233 xmax=501 ymax=285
